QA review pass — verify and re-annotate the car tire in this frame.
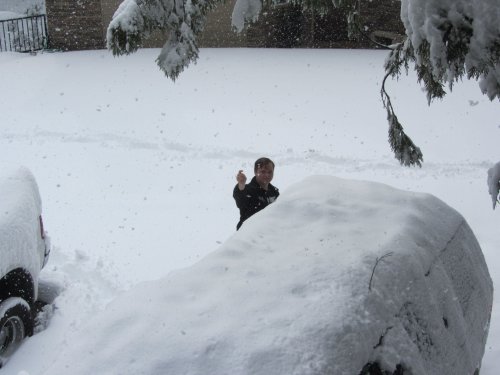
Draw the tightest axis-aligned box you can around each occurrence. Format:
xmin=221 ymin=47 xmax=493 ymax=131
xmin=0 ymin=297 xmax=33 ymax=367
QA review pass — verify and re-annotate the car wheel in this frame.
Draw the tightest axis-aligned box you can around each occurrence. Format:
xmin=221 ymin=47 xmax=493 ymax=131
xmin=0 ymin=298 xmax=33 ymax=367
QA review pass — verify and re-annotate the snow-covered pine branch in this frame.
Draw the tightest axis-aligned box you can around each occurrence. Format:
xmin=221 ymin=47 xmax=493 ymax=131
xmin=107 ymin=0 xmax=222 ymax=80
xmin=385 ymin=0 xmax=500 ymax=102
xmin=231 ymin=0 xmax=262 ymax=33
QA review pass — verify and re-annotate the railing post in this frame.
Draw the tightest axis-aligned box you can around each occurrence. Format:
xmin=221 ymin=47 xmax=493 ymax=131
xmin=8 ymin=20 xmax=13 ymax=51
xmin=34 ymin=16 xmax=41 ymax=49
xmin=43 ymin=15 xmax=49 ymax=49
xmin=0 ymin=22 xmax=5 ymax=52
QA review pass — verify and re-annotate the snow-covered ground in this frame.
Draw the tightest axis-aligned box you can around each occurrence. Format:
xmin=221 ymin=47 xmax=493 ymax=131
xmin=0 ymin=48 xmax=498 ymax=373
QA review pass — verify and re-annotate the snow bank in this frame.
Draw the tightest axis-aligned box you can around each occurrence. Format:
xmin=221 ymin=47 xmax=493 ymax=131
xmin=41 ymin=176 xmax=493 ymax=374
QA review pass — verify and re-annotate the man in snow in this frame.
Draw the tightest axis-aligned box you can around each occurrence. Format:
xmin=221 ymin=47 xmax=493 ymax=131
xmin=233 ymin=157 xmax=279 ymax=230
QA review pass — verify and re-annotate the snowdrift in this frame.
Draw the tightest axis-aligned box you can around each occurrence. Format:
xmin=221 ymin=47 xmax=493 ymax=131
xmin=44 ymin=176 xmax=492 ymax=375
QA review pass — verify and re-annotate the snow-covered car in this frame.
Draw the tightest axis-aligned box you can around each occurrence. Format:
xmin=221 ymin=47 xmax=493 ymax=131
xmin=41 ymin=176 xmax=492 ymax=375
xmin=0 ymin=166 xmax=50 ymax=366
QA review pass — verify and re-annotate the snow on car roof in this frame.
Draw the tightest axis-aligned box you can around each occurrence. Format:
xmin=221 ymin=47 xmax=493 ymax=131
xmin=0 ymin=165 xmax=41 ymax=215
xmin=0 ymin=165 xmax=43 ymax=277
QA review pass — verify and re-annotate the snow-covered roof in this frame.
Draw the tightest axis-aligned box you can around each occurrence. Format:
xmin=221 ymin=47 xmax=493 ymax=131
xmin=43 ymin=176 xmax=493 ymax=375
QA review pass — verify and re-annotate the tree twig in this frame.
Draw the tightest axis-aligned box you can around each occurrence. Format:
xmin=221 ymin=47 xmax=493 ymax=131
xmin=369 ymin=252 xmax=393 ymax=291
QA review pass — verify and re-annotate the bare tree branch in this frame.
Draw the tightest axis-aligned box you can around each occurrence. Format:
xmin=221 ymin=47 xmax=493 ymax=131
xmin=369 ymin=251 xmax=393 ymax=291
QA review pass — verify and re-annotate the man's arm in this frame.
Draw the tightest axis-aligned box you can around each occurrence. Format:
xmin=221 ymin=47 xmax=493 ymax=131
xmin=233 ymin=170 xmax=249 ymax=208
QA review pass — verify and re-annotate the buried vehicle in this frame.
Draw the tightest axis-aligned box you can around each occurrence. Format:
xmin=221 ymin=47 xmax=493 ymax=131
xmin=42 ymin=176 xmax=492 ymax=375
xmin=0 ymin=167 xmax=50 ymax=366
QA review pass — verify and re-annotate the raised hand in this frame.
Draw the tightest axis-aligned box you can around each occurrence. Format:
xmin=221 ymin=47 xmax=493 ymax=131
xmin=236 ymin=170 xmax=247 ymax=190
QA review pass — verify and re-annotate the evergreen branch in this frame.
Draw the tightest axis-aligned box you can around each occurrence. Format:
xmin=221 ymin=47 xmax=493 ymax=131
xmin=107 ymin=0 xmax=223 ymax=81
xmin=381 ymin=71 xmax=423 ymax=167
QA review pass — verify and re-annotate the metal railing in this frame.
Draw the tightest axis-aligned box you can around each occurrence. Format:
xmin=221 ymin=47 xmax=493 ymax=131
xmin=0 ymin=15 xmax=48 ymax=52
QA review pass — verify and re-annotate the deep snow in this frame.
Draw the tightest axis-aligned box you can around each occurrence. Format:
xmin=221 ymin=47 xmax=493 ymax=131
xmin=0 ymin=48 xmax=498 ymax=374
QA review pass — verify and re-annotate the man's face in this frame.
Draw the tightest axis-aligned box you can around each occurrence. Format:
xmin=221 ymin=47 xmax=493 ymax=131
xmin=255 ymin=164 xmax=274 ymax=187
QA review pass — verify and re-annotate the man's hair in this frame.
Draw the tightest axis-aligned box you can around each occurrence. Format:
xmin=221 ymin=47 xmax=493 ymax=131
xmin=254 ymin=157 xmax=275 ymax=172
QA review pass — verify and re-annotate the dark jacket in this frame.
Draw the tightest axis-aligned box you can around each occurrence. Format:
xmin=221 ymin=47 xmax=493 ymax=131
xmin=233 ymin=176 xmax=279 ymax=230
